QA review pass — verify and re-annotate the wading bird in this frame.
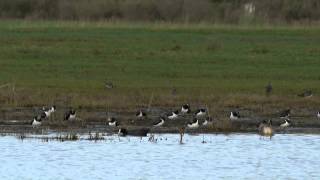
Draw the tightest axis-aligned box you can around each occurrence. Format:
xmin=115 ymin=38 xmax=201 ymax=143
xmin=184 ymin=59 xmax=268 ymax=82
xmin=280 ymin=118 xmax=291 ymax=128
xmin=108 ymin=117 xmax=118 ymax=127
xmin=118 ymin=128 xmax=128 ymax=137
xmin=181 ymin=104 xmax=191 ymax=114
xmin=32 ymin=115 xmax=42 ymax=127
xmin=136 ymin=110 xmax=146 ymax=119
xmin=187 ymin=118 xmax=199 ymax=129
xmin=280 ymin=109 xmax=290 ymax=119
xmin=195 ymin=108 xmax=206 ymax=117
xmin=202 ymin=116 xmax=214 ymax=126
xmin=230 ymin=111 xmax=240 ymax=120
xmin=258 ymin=120 xmax=274 ymax=137
xmin=167 ymin=110 xmax=179 ymax=120
xmin=153 ymin=117 xmax=165 ymax=127
xmin=64 ymin=109 xmax=76 ymax=121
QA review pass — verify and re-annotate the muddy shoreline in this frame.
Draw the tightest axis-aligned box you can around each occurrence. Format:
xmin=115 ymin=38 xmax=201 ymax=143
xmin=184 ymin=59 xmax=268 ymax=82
xmin=1 ymin=107 xmax=320 ymax=135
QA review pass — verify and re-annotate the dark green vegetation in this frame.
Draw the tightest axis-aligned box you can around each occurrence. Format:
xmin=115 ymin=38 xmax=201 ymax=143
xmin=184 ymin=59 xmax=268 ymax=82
xmin=0 ymin=21 xmax=319 ymax=113
xmin=0 ymin=0 xmax=319 ymax=24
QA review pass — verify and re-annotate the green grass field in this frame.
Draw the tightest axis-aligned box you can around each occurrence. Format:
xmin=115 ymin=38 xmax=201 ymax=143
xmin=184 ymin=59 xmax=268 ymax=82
xmin=0 ymin=21 xmax=319 ymax=110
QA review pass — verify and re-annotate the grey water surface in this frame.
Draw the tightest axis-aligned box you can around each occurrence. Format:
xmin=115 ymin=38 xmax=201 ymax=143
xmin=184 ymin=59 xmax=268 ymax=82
xmin=0 ymin=133 xmax=319 ymax=180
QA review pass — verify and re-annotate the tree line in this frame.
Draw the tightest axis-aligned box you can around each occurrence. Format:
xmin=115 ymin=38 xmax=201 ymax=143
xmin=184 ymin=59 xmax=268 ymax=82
xmin=0 ymin=0 xmax=319 ymax=24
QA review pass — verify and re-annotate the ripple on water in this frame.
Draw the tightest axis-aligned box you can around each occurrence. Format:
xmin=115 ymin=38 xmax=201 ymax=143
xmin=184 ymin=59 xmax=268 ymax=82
xmin=0 ymin=134 xmax=320 ymax=179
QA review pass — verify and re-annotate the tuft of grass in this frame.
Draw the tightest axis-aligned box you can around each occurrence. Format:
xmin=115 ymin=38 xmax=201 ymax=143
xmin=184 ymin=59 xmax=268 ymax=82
xmin=16 ymin=133 xmax=26 ymax=141
xmin=55 ymin=133 xmax=79 ymax=141
xmin=87 ymin=132 xmax=104 ymax=141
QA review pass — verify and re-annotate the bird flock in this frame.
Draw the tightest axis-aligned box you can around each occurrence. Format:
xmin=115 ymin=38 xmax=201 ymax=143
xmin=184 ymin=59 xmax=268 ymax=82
xmin=31 ymin=103 xmax=320 ymax=137
xmin=116 ymin=104 xmax=214 ymax=131
xmin=32 ymin=106 xmax=76 ymax=127
xmin=28 ymin=82 xmax=320 ymax=138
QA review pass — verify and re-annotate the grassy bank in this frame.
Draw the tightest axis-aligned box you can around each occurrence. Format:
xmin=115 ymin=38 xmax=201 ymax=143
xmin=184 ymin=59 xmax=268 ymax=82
xmin=0 ymin=20 xmax=319 ymax=112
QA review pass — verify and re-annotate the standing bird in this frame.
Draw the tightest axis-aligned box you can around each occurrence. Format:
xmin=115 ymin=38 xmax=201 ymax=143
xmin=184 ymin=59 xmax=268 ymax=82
xmin=167 ymin=110 xmax=179 ymax=120
xmin=181 ymin=104 xmax=191 ymax=114
xmin=64 ymin=109 xmax=76 ymax=121
xmin=265 ymin=82 xmax=273 ymax=96
xmin=187 ymin=118 xmax=199 ymax=129
xmin=40 ymin=111 xmax=47 ymax=119
xmin=118 ymin=128 xmax=128 ymax=137
xmin=153 ymin=117 xmax=165 ymax=127
xmin=258 ymin=120 xmax=274 ymax=137
xmin=42 ymin=105 xmax=56 ymax=118
xmin=202 ymin=116 xmax=214 ymax=126
xmin=317 ymin=111 xmax=320 ymax=119
xmin=32 ymin=115 xmax=42 ymax=127
xmin=280 ymin=109 xmax=290 ymax=119
xmin=230 ymin=111 xmax=240 ymax=120
xmin=195 ymin=108 xmax=206 ymax=117
xmin=280 ymin=118 xmax=291 ymax=128
xmin=108 ymin=117 xmax=118 ymax=127
xmin=136 ymin=110 xmax=146 ymax=119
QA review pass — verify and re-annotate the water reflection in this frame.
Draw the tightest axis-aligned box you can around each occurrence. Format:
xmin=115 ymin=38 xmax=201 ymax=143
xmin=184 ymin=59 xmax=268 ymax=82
xmin=0 ymin=134 xmax=319 ymax=179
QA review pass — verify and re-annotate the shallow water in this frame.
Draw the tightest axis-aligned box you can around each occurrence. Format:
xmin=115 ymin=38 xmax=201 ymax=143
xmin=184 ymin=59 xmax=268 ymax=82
xmin=1 ymin=133 xmax=320 ymax=180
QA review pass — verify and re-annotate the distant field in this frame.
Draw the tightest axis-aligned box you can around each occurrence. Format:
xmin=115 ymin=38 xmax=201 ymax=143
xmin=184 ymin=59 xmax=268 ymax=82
xmin=0 ymin=21 xmax=319 ymax=110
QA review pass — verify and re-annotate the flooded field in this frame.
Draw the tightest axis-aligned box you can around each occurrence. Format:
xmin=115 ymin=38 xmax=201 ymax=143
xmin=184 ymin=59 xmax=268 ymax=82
xmin=0 ymin=133 xmax=320 ymax=179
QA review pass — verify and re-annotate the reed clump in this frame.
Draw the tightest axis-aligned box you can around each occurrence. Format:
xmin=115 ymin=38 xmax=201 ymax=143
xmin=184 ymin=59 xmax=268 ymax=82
xmin=88 ymin=131 xmax=104 ymax=141
xmin=55 ymin=133 xmax=79 ymax=142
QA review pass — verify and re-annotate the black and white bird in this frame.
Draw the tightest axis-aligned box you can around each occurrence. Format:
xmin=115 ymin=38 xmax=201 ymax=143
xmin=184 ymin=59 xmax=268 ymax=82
xmin=280 ymin=109 xmax=290 ymax=119
xmin=40 ymin=111 xmax=47 ymax=119
xmin=187 ymin=118 xmax=199 ymax=129
xmin=317 ymin=111 xmax=320 ymax=119
xmin=32 ymin=115 xmax=42 ymax=127
xmin=280 ymin=118 xmax=291 ymax=128
xmin=230 ymin=111 xmax=240 ymax=120
xmin=108 ymin=117 xmax=118 ymax=127
xmin=195 ymin=108 xmax=206 ymax=117
xmin=118 ymin=128 xmax=128 ymax=137
xmin=202 ymin=116 xmax=213 ymax=126
xmin=181 ymin=104 xmax=191 ymax=114
xmin=167 ymin=110 xmax=179 ymax=120
xmin=64 ymin=109 xmax=76 ymax=121
xmin=42 ymin=105 xmax=56 ymax=118
xmin=153 ymin=117 xmax=165 ymax=127
xmin=136 ymin=110 xmax=146 ymax=118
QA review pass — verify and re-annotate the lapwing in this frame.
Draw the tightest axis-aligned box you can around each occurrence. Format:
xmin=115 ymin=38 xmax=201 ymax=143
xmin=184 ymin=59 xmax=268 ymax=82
xmin=195 ymin=108 xmax=206 ymax=117
xmin=202 ymin=116 xmax=213 ymax=126
xmin=136 ymin=110 xmax=146 ymax=119
xmin=280 ymin=118 xmax=291 ymax=128
xmin=230 ymin=111 xmax=240 ymax=120
xmin=187 ymin=118 xmax=199 ymax=129
xmin=118 ymin=128 xmax=128 ymax=137
xmin=280 ymin=109 xmax=290 ymax=119
xmin=153 ymin=117 xmax=165 ymax=127
xmin=181 ymin=104 xmax=191 ymax=114
xmin=32 ymin=115 xmax=42 ymax=127
xmin=108 ymin=117 xmax=118 ymax=127
xmin=167 ymin=110 xmax=179 ymax=120
xmin=64 ymin=109 xmax=76 ymax=121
